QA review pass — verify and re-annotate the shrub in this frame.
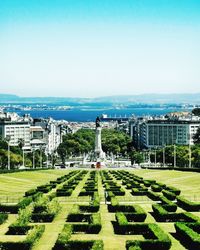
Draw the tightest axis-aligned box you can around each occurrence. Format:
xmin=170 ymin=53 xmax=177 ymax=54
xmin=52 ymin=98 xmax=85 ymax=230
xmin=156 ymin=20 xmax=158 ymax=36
xmin=175 ymin=222 xmax=200 ymax=249
xmin=125 ymin=205 xmax=147 ymax=222
xmin=7 ymin=225 xmax=32 ymax=235
xmin=159 ymin=196 xmax=177 ymax=212
xmin=91 ymin=240 xmax=104 ymax=250
xmin=177 ymin=196 xmax=200 ymax=211
xmin=126 ymin=223 xmax=171 ymax=250
xmin=151 ymin=185 xmax=162 ymax=192
xmin=55 ymin=224 xmax=73 ymax=249
xmin=67 ymin=213 xmax=90 ymax=222
xmin=0 ymin=213 xmax=8 ymax=224
xmin=12 ymin=205 xmax=33 ymax=227
xmin=24 ymin=189 xmax=37 ymax=197
xmin=147 ymin=191 xmax=161 ymax=201
xmin=165 ymin=186 xmax=181 ymax=195
xmin=152 ymin=204 xmax=200 ymax=223
xmin=0 ymin=204 xmax=19 ymax=213
xmin=131 ymin=188 xmax=148 ymax=196
xmin=25 ymin=225 xmax=45 ymax=246
xmin=54 ymin=240 xmax=103 ymax=250
xmin=0 ymin=225 xmax=45 ymax=249
xmin=162 ymin=190 xmax=176 ymax=201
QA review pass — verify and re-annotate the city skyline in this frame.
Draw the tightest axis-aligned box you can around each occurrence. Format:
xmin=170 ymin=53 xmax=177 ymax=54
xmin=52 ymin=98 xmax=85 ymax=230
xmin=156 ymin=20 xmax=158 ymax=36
xmin=0 ymin=0 xmax=200 ymax=97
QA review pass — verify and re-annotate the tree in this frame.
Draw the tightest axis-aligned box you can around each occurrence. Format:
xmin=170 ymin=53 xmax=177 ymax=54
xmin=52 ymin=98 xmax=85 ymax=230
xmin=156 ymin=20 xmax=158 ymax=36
xmin=57 ymin=144 xmax=67 ymax=165
xmin=102 ymin=129 xmax=131 ymax=156
xmin=192 ymin=108 xmax=200 ymax=116
xmin=129 ymin=150 xmax=144 ymax=165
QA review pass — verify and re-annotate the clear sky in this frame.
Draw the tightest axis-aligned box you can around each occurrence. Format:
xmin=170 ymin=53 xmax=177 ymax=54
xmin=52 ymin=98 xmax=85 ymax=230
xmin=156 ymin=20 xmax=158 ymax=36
xmin=0 ymin=0 xmax=200 ymax=97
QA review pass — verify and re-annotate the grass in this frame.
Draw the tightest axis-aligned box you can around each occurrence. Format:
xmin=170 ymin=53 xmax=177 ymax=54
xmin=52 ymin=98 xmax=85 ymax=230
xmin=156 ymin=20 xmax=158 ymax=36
xmin=0 ymin=170 xmax=71 ymax=199
xmin=133 ymin=169 xmax=200 ymax=197
xmin=0 ymin=168 xmax=199 ymax=250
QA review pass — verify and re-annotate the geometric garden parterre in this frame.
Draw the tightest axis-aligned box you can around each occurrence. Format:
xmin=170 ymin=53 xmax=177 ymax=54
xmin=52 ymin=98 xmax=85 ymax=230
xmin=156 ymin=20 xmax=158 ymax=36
xmin=0 ymin=170 xmax=200 ymax=250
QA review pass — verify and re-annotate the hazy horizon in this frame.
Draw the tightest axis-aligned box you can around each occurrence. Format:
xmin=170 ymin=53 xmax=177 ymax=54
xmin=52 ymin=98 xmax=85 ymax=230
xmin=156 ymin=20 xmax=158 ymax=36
xmin=1 ymin=1 xmax=200 ymax=97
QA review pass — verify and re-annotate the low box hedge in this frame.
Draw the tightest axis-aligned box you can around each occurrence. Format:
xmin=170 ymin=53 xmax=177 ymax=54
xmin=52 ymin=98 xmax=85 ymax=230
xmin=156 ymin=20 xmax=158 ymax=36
xmin=151 ymin=184 xmax=162 ymax=192
xmin=162 ymin=190 xmax=176 ymax=201
xmin=152 ymin=204 xmax=200 ymax=223
xmin=0 ymin=225 xmax=45 ymax=250
xmin=0 ymin=213 xmax=8 ymax=224
xmin=177 ymin=196 xmax=200 ymax=211
xmin=126 ymin=223 xmax=171 ymax=250
xmin=147 ymin=191 xmax=161 ymax=201
xmin=31 ymin=213 xmax=55 ymax=222
xmin=7 ymin=225 xmax=32 ymax=235
xmin=54 ymin=240 xmax=103 ymax=250
xmin=165 ymin=186 xmax=181 ymax=195
xmin=131 ymin=188 xmax=148 ymax=196
xmin=175 ymin=222 xmax=200 ymax=249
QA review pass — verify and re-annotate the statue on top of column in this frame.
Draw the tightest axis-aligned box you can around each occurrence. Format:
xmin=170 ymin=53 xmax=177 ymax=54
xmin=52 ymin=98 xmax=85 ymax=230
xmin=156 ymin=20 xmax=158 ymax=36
xmin=96 ymin=116 xmax=101 ymax=128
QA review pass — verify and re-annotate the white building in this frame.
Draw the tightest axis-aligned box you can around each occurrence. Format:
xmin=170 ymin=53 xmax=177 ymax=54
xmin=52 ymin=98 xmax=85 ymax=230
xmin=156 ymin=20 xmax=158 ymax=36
xmin=129 ymin=115 xmax=200 ymax=149
xmin=33 ymin=118 xmax=62 ymax=154
xmin=0 ymin=119 xmax=31 ymax=149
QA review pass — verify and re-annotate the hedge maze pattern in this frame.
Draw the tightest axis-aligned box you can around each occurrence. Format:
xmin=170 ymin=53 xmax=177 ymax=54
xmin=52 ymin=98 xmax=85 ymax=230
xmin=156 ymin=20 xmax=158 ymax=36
xmin=0 ymin=169 xmax=200 ymax=250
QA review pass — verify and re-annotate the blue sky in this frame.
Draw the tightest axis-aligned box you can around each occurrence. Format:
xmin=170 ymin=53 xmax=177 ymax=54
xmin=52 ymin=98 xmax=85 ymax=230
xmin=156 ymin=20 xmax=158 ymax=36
xmin=0 ymin=0 xmax=200 ymax=97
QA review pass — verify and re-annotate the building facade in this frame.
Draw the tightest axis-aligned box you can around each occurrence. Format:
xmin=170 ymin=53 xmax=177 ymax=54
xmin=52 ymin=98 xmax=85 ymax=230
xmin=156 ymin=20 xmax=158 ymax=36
xmin=129 ymin=116 xmax=200 ymax=149
xmin=0 ymin=119 xmax=31 ymax=148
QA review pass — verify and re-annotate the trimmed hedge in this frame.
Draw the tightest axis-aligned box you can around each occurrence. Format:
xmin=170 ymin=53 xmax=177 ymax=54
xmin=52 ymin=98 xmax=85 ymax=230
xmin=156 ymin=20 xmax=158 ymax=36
xmin=54 ymin=240 xmax=103 ymax=250
xmin=159 ymin=196 xmax=177 ymax=212
xmin=147 ymin=191 xmax=161 ymax=201
xmin=0 ymin=225 xmax=45 ymax=250
xmin=175 ymin=222 xmax=200 ymax=249
xmin=165 ymin=186 xmax=181 ymax=195
xmin=152 ymin=204 xmax=200 ymax=222
xmin=0 ymin=213 xmax=8 ymax=224
xmin=31 ymin=213 xmax=55 ymax=222
xmin=126 ymin=223 xmax=171 ymax=250
xmin=177 ymin=196 xmax=200 ymax=211
xmin=131 ymin=188 xmax=148 ymax=196
xmin=0 ymin=197 xmax=33 ymax=214
xmin=7 ymin=225 xmax=32 ymax=235
xmin=162 ymin=190 xmax=176 ymax=201
xmin=151 ymin=184 xmax=162 ymax=192
xmin=72 ymin=213 xmax=101 ymax=234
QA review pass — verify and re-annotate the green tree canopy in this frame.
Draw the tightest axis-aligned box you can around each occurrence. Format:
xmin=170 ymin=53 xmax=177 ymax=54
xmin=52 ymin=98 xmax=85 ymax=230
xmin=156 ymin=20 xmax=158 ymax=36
xmin=192 ymin=108 xmax=200 ymax=116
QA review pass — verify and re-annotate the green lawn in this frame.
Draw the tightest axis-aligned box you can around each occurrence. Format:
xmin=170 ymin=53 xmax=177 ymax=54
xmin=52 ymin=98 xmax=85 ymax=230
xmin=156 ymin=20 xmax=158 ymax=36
xmin=0 ymin=170 xmax=70 ymax=199
xmin=133 ymin=169 xmax=200 ymax=197
xmin=0 ymin=169 xmax=199 ymax=250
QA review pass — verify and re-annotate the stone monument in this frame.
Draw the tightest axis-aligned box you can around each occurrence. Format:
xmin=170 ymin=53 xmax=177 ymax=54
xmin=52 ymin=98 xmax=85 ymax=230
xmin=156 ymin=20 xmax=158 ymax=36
xmin=94 ymin=116 xmax=106 ymax=161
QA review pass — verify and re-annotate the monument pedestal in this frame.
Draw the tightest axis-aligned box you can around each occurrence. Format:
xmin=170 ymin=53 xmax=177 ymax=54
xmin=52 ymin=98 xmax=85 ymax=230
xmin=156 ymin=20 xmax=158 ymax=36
xmin=95 ymin=127 xmax=106 ymax=162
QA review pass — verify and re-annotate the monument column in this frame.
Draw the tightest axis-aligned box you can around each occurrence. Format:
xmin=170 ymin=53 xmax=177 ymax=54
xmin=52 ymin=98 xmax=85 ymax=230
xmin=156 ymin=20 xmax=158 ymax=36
xmin=94 ymin=117 xmax=105 ymax=160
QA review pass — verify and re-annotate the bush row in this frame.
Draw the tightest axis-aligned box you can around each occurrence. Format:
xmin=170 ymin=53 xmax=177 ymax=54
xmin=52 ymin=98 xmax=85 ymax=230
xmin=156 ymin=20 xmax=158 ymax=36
xmin=0 ymin=225 xmax=45 ymax=250
xmin=125 ymin=223 xmax=171 ymax=250
xmin=175 ymin=222 xmax=200 ymax=250
xmin=152 ymin=204 xmax=200 ymax=223
xmin=177 ymin=196 xmax=200 ymax=211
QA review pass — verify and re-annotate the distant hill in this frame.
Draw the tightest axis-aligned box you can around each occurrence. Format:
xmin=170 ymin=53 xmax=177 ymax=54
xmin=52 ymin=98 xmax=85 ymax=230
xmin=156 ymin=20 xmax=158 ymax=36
xmin=0 ymin=94 xmax=20 ymax=100
xmin=0 ymin=93 xmax=200 ymax=104
xmin=94 ymin=93 xmax=200 ymax=104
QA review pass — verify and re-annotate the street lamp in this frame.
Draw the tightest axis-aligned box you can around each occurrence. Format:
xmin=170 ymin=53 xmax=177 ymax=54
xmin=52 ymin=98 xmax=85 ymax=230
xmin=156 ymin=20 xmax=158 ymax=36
xmin=18 ymin=138 xmax=25 ymax=168
xmin=32 ymin=148 xmax=35 ymax=169
xmin=154 ymin=148 xmax=157 ymax=167
xmin=40 ymin=146 xmax=43 ymax=168
xmin=5 ymin=135 xmax=11 ymax=170
xmin=163 ymin=145 xmax=165 ymax=167
xmin=174 ymin=144 xmax=176 ymax=168
xmin=188 ymin=133 xmax=192 ymax=168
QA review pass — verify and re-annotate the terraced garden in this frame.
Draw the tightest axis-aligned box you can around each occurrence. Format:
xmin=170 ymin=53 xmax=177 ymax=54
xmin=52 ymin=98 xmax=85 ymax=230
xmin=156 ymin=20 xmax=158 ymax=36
xmin=0 ymin=169 xmax=199 ymax=250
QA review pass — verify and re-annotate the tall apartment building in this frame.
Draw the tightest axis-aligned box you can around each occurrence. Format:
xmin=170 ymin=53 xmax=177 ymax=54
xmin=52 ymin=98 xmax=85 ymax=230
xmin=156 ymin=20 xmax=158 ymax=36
xmin=129 ymin=116 xmax=200 ymax=149
xmin=0 ymin=119 xmax=31 ymax=149
xmin=33 ymin=118 xmax=62 ymax=154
